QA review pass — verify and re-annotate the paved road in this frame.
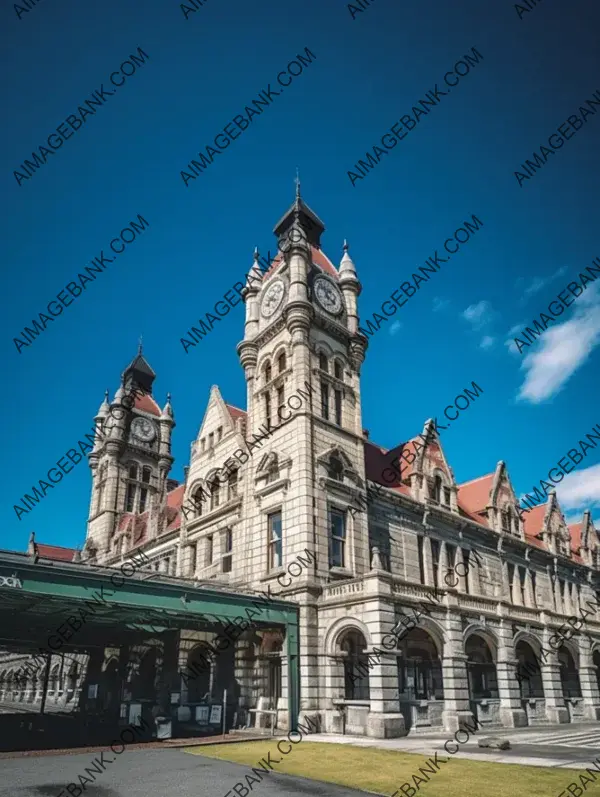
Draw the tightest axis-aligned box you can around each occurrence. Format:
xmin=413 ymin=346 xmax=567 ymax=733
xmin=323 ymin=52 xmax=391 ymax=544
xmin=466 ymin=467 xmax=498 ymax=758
xmin=0 ymin=747 xmax=373 ymax=797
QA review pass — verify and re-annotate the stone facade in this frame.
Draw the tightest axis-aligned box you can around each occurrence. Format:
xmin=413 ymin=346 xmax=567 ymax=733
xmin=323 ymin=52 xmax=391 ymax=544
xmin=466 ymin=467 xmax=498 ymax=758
xmin=15 ymin=190 xmax=600 ymax=738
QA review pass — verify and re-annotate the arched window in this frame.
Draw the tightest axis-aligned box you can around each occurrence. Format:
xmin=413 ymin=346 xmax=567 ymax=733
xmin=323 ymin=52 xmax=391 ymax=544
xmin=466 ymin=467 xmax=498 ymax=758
xmin=397 ymin=628 xmax=444 ymax=701
xmin=341 ymin=630 xmax=370 ymax=700
xmin=129 ymin=463 xmax=138 ymax=479
xmin=334 ymin=361 xmax=343 ymax=380
xmin=264 ymin=361 xmax=272 ymax=383
xmin=142 ymin=466 xmax=151 ymax=483
xmin=501 ymin=509 xmax=511 ymax=533
xmin=277 ymin=352 xmax=286 ymax=373
xmin=228 ymin=469 xmax=238 ymax=501
xmin=209 ymin=476 xmax=220 ymax=511
xmin=192 ymin=485 xmax=206 ymax=516
xmin=431 ymin=474 xmax=442 ymax=504
xmin=328 ymin=456 xmax=344 ymax=482
xmin=319 ymin=353 xmax=328 ymax=372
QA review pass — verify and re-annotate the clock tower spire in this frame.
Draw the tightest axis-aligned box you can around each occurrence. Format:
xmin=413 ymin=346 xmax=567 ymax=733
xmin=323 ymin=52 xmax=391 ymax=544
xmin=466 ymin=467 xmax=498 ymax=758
xmin=84 ymin=347 xmax=174 ymax=564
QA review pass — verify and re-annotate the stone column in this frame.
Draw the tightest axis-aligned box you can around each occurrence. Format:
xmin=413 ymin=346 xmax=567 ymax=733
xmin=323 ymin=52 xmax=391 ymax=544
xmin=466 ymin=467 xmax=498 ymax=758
xmin=524 ymin=570 xmax=534 ymax=608
xmin=422 ymin=536 xmax=433 ymax=587
xmin=578 ymin=636 xmax=600 ymax=721
xmin=496 ymin=620 xmax=526 ymax=727
xmin=441 ymin=610 xmax=474 ymax=732
xmin=467 ymin=553 xmax=480 ymax=595
xmin=365 ymin=605 xmax=406 ymax=738
xmin=438 ymin=542 xmax=449 ymax=587
xmin=511 ymin=567 xmax=522 ymax=606
xmin=540 ymin=630 xmax=569 ymax=724
xmin=455 ymin=548 xmax=467 ymax=593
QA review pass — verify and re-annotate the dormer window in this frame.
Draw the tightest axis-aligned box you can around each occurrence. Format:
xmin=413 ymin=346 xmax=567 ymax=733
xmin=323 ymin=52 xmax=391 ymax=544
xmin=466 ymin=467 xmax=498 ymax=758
xmin=431 ymin=474 xmax=442 ymax=503
xmin=328 ymin=456 xmax=344 ymax=482
xmin=443 ymin=487 xmax=451 ymax=507
xmin=502 ymin=510 xmax=510 ymax=533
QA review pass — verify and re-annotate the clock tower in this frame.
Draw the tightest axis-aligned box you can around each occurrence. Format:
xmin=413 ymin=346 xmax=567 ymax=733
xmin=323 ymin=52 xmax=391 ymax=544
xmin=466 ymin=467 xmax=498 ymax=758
xmin=237 ymin=184 xmax=369 ymax=716
xmin=84 ymin=346 xmax=175 ymax=564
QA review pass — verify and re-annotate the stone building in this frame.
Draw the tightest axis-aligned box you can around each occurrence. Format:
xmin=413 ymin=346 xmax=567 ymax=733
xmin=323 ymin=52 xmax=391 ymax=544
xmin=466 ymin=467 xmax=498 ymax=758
xmin=9 ymin=189 xmax=600 ymax=737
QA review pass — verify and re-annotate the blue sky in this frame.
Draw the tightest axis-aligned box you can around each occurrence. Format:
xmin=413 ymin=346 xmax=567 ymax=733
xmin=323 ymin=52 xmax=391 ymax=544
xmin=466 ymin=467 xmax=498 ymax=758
xmin=1 ymin=0 xmax=599 ymax=553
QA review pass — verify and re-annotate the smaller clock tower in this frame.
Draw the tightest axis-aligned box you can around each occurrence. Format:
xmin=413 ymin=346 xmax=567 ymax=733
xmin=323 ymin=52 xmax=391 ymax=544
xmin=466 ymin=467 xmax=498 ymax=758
xmin=84 ymin=346 xmax=175 ymax=563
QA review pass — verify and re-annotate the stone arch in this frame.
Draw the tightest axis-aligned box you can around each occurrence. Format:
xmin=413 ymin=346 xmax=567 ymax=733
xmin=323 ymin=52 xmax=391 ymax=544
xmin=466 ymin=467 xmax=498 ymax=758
xmin=465 ymin=630 xmax=499 ymax=701
xmin=396 ymin=625 xmax=444 ymax=703
xmin=186 ymin=643 xmax=213 ymax=703
xmin=512 ymin=629 xmax=544 ymax=657
xmin=406 ymin=615 xmax=446 ymax=658
xmin=558 ymin=643 xmax=582 ymax=699
xmin=463 ymin=624 xmax=499 ymax=659
xmin=324 ymin=616 xmax=372 ymax=658
xmin=514 ymin=637 xmax=544 ymax=699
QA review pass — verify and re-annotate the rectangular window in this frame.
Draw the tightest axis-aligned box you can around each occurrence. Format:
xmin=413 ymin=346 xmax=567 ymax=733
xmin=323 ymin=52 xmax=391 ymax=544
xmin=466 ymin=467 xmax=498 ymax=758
xmin=139 ymin=488 xmax=148 ymax=513
xmin=417 ymin=536 xmax=425 ymax=585
xmin=206 ymin=534 xmax=213 ymax=566
xmin=334 ymin=389 xmax=342 ymax=426
xmin=463 ymin=549 xmax=471 ymax=594
xmin=268 ymin=511 xmax=282 ymax=570
xmin=430 ymin=539 xmax=440 ymax=588
xmin=329 ymin=507 xmax=346 ymax=568
xmin=277 ymin=386 xmax=285 ymax=417
xmin=189 ymin=543 xmax=197 ymax=575
xmin=530 ymin=570 xmax=537 ymax=606
xmin=125 ymin=483 xmax=136 ymax=513
xmin=321 ymin=382 xmax=329 ymax=420
xmin=265 ymin=393 xmax=271 ymax=427
xmin=443 ymin=487 xmax=451 ymax=507
xmin=446 ymin=544 xmax=456 ymax=574
xmin=222 ymin=530 xmax=233 ymax=573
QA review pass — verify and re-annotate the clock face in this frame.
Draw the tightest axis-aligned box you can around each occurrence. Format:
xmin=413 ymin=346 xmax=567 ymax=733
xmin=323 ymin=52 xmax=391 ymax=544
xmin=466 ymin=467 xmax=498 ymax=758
xmin=261 ymin=279 xmax=285 ymax=318
xmin=314 ymin=276 xmax=343 ymax=315
xmin=131 ymin=417 xmax=156 ymax=442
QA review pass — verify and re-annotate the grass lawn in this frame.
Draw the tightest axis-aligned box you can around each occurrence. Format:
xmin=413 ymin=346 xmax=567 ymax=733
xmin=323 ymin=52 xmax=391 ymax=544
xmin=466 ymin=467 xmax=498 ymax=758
xmin=185 ymin=740 xmax=600 ymax=797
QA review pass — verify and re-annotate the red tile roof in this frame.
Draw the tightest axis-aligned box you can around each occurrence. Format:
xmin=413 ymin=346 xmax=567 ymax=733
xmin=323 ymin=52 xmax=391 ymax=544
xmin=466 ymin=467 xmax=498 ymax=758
xmin=264 ymin=245 xmax=339 ymax=280
xmin=522 ymin=503 xmax=547 ymax=545
xmin=364 ymin=440 xmax=410 ymax=495
xmin=457 ymin=473 xmax=494 ymax=516
xmin=226 ymin=403 xmax=247 ymax=420
xmin=135 ymin=393 xmax=161 ymax=417
xmin=165 ymin=484 xmax=185 ymax=532
xmin=36 ymin=543 xmax=78 ymax=562
xmin=568 ymin=522 xmax=582 ymax=553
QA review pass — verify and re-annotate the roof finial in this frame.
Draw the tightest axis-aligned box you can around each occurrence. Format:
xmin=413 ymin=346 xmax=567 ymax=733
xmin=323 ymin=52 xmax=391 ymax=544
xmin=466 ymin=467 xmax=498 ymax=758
xmin=295 ymin=167 xmax=301 ymax=199
xmin=138 ymin=335 xmax=143 ymax=355
xmin=254 ymin=246 xmax=259 ymax=261
xmin=343 ymin=239 xmax=349 ymax=253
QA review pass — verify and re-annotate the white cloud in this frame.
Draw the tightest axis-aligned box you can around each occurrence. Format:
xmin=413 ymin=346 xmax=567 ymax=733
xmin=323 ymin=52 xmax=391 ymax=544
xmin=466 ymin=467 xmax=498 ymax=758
xmin=432 ymin=297 xmax=450 ymax=313
xmin=556 ymin=463 xmax=600 ymax=514
xmin=517 ymin=266 xmax=568 ymax=301
xmin=480 ymin=335 xmax=495 ymax=350
xmin=462 ymin=300 xmax=493 ymax=331
xmin=389 ymin=320 xmax=402 ymax=335
xmin=517 ymin=290 xmax=600 ymax=402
